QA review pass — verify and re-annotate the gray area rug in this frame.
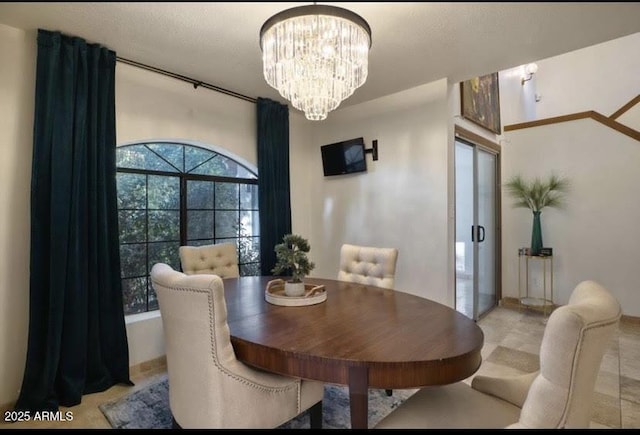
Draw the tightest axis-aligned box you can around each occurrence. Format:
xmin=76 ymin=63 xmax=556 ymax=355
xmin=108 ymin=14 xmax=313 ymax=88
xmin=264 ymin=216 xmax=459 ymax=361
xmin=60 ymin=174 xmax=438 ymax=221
xmin=99 ymin=374 xmax=416 ymax=429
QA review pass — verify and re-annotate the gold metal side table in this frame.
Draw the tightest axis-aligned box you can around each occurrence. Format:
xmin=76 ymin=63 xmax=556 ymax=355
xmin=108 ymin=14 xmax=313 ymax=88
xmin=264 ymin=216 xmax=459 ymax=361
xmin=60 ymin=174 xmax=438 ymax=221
xmin=518 ymin=249 xmax=554 ymax=315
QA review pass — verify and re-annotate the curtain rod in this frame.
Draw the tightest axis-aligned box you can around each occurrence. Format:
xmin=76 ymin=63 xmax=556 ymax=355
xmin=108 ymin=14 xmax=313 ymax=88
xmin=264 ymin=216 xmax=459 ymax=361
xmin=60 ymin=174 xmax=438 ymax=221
xmin=116 ymin=56 xmax=257 ymax=104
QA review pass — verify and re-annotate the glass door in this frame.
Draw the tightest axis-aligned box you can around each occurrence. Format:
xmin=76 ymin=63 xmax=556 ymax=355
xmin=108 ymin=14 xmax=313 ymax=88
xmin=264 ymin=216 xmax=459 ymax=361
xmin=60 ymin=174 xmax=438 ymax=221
xmin=477 ymin=149 xmax=497 ymax=316
xmin=455 ymin=137 xmax=498 ymax=320
xmin=455 ymin=141 xmax=475 ymax=319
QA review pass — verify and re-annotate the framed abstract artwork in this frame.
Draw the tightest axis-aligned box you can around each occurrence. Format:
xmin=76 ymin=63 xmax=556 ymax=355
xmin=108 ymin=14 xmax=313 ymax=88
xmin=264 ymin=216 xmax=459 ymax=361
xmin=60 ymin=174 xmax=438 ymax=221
xmin=460 ymin=72 xmax=501 ymax=134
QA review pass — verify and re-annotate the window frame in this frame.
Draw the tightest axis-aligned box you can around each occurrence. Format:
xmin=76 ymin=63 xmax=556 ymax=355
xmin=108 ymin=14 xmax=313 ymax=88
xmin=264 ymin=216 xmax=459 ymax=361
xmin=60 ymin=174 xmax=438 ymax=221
xmin=116 ymin=140 xmax=259 ymax=315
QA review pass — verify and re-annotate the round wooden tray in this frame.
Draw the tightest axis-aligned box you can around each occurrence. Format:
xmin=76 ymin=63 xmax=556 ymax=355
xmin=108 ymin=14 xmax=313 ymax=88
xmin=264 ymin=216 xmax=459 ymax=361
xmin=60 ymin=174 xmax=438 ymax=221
xmin=265 ymin=279 xmax=327 ymax=306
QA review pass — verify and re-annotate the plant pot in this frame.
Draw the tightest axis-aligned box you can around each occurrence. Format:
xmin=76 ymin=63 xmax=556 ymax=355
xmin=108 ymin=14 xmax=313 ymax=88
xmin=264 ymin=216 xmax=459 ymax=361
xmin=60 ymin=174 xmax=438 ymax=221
xmin=284 ymin=281 xmax=305 ymax=297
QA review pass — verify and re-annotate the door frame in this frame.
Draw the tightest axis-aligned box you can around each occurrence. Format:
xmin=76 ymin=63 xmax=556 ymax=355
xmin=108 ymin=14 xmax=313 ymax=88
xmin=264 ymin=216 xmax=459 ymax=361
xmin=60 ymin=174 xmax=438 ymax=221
xmin=454 ymin=125 xmax=502 ymax=320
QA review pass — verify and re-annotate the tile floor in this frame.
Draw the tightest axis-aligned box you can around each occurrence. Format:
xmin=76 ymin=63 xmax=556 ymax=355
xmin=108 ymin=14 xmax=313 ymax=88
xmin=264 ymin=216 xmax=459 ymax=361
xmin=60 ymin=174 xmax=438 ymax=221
xmin=471 ymin=305 xmax=640 ymax=429
xmin=2 ymin=305 xmax=639 ymax=429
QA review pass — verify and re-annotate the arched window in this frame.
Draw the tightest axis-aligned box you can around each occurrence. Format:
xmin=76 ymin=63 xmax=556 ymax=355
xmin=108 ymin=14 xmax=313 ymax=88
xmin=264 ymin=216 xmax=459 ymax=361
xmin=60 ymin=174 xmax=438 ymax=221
xmin=116 ymin=141 xmax=260 ymax=315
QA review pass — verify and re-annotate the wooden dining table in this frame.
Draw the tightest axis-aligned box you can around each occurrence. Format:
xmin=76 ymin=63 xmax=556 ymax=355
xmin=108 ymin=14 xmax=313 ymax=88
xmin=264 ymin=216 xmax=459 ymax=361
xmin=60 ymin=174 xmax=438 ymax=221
xmin=223 ymin=276 xmax=484 ymax=429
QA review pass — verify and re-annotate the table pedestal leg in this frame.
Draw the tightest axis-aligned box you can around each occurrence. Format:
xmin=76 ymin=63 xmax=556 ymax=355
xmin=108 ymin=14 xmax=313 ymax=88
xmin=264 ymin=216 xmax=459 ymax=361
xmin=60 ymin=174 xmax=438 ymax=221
xmin=348 ymin=366 xmax=369 ymax=429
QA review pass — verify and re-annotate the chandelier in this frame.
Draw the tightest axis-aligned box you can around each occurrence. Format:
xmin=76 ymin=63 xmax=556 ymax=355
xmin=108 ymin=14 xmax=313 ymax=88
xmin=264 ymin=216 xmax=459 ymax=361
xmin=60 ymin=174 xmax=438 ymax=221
xmin=259 ymin=4 xmax=372 ymax=121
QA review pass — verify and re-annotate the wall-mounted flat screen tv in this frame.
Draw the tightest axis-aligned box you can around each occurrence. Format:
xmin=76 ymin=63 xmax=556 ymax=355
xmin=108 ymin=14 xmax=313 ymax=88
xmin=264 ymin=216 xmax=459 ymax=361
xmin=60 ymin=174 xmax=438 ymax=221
xmin=321 ymin=137 xmax=367 ymax=176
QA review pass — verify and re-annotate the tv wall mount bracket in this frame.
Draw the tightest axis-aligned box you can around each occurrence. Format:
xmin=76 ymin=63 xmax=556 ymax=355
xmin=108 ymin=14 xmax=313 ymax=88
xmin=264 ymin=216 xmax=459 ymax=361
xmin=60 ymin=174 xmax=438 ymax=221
xmin=364 ymin=140 xmax=379 ymax=161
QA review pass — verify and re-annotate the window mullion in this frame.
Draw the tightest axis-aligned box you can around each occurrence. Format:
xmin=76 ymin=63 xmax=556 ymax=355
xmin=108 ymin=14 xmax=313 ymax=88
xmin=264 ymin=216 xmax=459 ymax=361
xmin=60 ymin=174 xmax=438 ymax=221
xmin=212 ymin=181 xmax=217 ymax=242
xmin=237 ymin=183 xmax=242 ymax=268
xmin=145 ymin=173 xmax=150 ymax=312
xmin=180 ymin=177 xmax=187 ymax=248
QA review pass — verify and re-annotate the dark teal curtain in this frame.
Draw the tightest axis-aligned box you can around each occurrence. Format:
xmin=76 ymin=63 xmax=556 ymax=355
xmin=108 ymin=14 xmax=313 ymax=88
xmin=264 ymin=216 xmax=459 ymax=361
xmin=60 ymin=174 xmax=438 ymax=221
xmin=15 ymin=29 xmax=131 ymax=412
xmin=257 ymin=98 xmax=292 ymax=275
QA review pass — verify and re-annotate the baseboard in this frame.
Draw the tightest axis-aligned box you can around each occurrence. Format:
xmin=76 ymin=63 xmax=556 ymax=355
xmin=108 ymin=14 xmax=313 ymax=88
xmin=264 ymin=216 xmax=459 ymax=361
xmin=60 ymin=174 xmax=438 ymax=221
xmin=129 ymin=355 xmax=167 ymax=378
xmin=621 ymin=314 xmax=640 ymax=325
xmin=500 ymin=296 xmax=558 ymax=314
xmin=0 ymin=401 xmax=14 ymax=416
xmin=500 ymin=297 xmax=640 ymax=324
xmin=0 ymin=355 xmax=168 ymax=416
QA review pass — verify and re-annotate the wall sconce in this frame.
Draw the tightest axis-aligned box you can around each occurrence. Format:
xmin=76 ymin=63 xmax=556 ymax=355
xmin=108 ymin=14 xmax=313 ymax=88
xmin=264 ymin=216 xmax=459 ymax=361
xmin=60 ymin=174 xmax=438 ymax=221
xmin=521 ymin=63 xmax=538 ymax=85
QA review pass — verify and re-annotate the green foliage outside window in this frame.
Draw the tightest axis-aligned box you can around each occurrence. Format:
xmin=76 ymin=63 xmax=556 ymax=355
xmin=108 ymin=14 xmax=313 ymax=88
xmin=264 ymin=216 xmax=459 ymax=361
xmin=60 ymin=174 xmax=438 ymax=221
xmin=116 ymin=142 xmax=260 ymax=315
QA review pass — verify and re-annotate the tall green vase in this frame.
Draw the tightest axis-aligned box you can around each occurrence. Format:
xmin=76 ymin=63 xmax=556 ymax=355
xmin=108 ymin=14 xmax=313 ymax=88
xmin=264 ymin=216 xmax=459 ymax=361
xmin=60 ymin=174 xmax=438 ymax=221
xmin=531 ymin=211 xmax=543 ymax=256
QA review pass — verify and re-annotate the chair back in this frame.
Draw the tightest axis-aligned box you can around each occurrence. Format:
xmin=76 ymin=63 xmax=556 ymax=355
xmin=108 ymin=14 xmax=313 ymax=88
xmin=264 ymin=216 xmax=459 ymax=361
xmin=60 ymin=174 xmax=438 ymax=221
xmin=151 ymin=263 xmax=324 ymax=428
xmin=337 ymin=243 xmax=398 ymax=289
xmin=513 ymin=280 xmax=621 ymax=428
xmin=150 ymin=263 xmax=239 ymax=427
xmin=179 ymin=242 xmax=239 ymax=278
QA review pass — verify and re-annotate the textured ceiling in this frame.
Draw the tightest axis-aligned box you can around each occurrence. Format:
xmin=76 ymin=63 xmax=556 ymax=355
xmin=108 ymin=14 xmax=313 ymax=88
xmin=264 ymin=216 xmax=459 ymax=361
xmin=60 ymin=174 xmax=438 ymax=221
xmin=1 ymin=2 xmax=639 ymax=113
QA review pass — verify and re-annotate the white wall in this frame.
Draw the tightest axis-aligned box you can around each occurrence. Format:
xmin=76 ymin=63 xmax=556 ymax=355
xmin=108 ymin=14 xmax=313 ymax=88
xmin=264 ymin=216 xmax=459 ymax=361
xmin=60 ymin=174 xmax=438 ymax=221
xmin=500 ymin=32 xmax=640 ymax=126
xmin=0 ymin=24 xmax=35 ymax=407
xmin=298 ymin=80 xmax=452 ymax=305
xmin=502 ymin=120 xmax=640 ymax=315
xmin=115 ymin=63 xmax=257 ymax=366
xmin=617 ymin=104 xmax=640 ymax=132
xmin=289 ymin=112 xmax=315 ymax=240
xmin=116 ymin=62 xmax=256 ymax=164
xmin=499 ymin=31 xmax=640 ymax=316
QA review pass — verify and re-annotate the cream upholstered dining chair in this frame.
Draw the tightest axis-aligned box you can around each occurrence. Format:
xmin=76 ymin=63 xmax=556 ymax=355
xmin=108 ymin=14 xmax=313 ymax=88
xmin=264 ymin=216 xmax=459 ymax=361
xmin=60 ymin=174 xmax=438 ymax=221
xmin=374 ymin=280 xmax=621 ymax=429
xmin=150 ymin=263 xmax=324 ymax=429
xmin=337 ymin=243 xmax=398 ymax=396
xmin=337 ymin=243 xmax=399 ymax=289
xmin=179 ymin=242 xmax=240 ymax=278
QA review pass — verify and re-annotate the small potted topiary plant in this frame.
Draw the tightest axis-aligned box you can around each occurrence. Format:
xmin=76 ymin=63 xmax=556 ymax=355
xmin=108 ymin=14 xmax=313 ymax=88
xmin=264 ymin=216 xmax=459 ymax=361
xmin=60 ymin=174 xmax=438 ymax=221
xmin=272 ymin=233 xmax=315 ymax=296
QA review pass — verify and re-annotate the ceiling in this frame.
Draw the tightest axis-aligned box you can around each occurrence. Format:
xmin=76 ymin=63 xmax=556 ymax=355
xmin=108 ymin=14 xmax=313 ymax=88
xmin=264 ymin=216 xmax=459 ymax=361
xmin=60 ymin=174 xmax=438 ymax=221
xmin=1 ymin=2 xmax=639 ymax=112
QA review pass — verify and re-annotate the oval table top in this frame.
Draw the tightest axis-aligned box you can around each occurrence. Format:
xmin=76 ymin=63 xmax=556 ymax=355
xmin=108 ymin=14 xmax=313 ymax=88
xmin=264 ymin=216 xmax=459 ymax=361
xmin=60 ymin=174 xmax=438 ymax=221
xmin=223 ymin=276 xmax=484 ymax=390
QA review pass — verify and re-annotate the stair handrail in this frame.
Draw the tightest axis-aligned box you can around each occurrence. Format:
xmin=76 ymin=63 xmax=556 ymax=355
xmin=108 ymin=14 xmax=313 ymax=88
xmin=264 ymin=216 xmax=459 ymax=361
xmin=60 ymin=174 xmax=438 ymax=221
xmin=504 ymin=94 xmax=640 ymax=142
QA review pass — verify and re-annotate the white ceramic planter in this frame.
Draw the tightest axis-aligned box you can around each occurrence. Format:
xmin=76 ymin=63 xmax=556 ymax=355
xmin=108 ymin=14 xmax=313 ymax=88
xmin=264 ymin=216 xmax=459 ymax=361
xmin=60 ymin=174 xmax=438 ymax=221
xmin=284 ymin=281 xmax=305 ymax=297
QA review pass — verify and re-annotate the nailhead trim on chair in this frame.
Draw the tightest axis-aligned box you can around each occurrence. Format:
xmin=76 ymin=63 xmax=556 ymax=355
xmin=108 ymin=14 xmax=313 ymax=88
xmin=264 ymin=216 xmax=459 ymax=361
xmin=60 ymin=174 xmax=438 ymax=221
xmin=554 ymin=315 xmax=622 ymax=427
xmin=160 ymin=283 xmax=301 ymax=410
